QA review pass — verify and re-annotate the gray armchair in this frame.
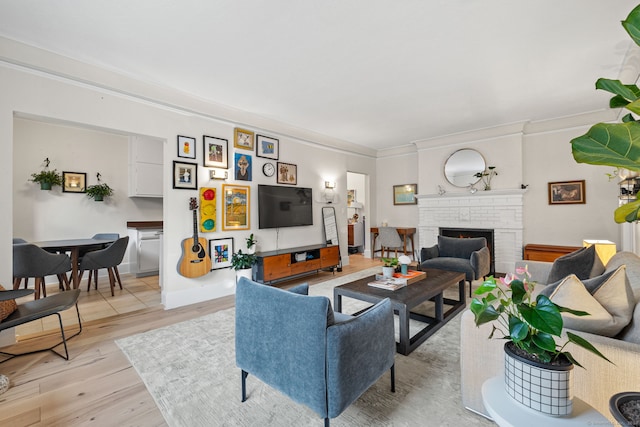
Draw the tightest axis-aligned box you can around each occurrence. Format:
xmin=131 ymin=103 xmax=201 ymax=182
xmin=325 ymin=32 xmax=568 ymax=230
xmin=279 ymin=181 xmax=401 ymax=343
xmin=420 ymin=235 xmax=490 ymax=297
xmin=78 ymin=236 xmax=129 ymax=296
xmin=235 ymin=277 xmax=395 ymax=426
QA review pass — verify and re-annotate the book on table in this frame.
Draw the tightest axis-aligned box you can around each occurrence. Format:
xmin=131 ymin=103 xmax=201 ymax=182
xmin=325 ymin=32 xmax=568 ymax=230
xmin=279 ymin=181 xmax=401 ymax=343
xmin=367 ymin=275 xmax=408 ymax=291
xmin=392 ymin=270 xmax=426 ymax=284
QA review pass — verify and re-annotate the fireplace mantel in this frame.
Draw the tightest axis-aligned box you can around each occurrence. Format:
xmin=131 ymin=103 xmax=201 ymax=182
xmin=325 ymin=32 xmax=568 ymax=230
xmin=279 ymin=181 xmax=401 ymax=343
xmin=417 ymin=189 xmax=525 ymax=274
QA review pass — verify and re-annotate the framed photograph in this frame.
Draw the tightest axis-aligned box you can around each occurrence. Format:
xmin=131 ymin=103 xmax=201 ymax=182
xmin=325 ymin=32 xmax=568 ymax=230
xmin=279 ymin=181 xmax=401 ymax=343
xmin=347 ymin=189 xmax=355 ymax=207
xmin=234 ymin=152 xmax=252 ymax=181
xmin=234 ymin=128 xmax=254 ymax=150
xmin=256 ymin=134 xmax=279 ymax=160
xmin=209 ymin=237 xmax=234 ymax=270
xmin=177 ymin=135 xmax=196 ymax=159
xmin=222 ymin=184 xmax=250 ymax=230
xmin=548 ymin=180 xmax=586 ymax=205
xmin=62 ymin=171 xmax=86 ymax=193
xmin=173 ymin=161 xmax=198 ymax=190
xmin=393 ymin=184 xmax=418 ymax=205
xmin=277 ymin=162 xmax=297 ymax=185
xmin=203 ymin=135 xmax=228 ymax=168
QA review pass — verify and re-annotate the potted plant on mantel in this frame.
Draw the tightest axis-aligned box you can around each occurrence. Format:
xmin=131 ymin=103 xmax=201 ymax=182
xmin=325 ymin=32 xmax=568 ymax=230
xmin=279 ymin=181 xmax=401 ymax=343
xmin=30 ymin=169 xmax=63 ymax=190
xmin=471 ymin=266 xmax=612 ymax=417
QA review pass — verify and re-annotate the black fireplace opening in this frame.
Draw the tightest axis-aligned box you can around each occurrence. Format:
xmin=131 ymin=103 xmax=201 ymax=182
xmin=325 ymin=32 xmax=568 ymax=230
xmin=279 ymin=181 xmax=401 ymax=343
xmin=439 ymin=227 xmax=495 ymax=275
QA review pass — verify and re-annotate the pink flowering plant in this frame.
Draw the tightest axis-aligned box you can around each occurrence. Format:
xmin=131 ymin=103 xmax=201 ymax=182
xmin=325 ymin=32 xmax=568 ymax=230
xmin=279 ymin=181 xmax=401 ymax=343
xmin=470 ymin=266 xmax=611 ymax=367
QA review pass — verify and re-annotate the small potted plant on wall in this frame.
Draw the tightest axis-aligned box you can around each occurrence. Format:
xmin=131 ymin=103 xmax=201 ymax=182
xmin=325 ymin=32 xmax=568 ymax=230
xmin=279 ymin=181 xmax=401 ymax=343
xmin=86 ymin=173 xmax=114 ymax=201
xmin=29 ymin=158 xmax=62 ymax=190
xmin=231 ymin=249 xmax=257 ymax=283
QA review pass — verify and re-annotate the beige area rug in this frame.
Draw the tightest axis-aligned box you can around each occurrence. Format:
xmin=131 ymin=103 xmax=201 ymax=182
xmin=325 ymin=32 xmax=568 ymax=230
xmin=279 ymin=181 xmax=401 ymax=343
xmin=116 ymin=268 xmax=493 ymax=426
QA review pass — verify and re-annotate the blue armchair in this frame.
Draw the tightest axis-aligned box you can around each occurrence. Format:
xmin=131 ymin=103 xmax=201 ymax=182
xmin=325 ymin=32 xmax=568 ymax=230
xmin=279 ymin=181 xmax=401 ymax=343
xmin=420 ymin=235 xmax=490 ymax=297
xmin=235 ymin=277 xmax=395 ymax=426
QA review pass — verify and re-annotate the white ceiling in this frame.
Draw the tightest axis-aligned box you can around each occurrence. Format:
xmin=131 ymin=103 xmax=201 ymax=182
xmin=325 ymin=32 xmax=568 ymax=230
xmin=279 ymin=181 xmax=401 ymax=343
xmin=0 ymin=1 xmax=639 ymax=150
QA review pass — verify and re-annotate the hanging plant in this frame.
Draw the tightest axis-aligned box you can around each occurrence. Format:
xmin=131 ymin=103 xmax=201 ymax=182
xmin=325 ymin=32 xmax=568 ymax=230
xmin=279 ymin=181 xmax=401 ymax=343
xmin=29 ymin=158 xmax=62 ymax=190
xmin=86 ymin=173 xmax=114 ymax=201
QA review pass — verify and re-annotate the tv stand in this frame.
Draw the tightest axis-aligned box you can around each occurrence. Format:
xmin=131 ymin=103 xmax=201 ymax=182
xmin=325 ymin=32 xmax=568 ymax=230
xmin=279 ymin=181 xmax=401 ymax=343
xmin=253 ymin=244 xmax=340 ymax=284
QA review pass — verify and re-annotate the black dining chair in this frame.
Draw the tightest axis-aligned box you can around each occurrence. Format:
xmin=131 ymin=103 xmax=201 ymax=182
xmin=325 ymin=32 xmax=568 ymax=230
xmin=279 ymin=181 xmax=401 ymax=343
xmin=13 ymin=244 xmax=72 ymax=299
xmin=78 ymin=236 xmax=129 ymax=296
xmin=79 ymin=233 xmax=121 ymax=289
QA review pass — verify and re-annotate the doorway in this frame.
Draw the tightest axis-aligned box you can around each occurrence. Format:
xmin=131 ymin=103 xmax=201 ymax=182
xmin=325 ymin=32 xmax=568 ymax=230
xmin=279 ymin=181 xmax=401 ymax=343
xmin=347 ymin=172 xmax=368 ymax=260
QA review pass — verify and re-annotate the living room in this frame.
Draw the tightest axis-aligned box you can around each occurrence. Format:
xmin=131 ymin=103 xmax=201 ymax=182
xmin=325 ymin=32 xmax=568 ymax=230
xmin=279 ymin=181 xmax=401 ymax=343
xmin=2 ymin=1 xmax=640 ymax=425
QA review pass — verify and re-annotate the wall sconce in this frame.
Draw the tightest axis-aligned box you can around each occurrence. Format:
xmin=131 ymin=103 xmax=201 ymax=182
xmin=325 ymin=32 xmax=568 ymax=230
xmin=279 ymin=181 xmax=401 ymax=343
xmin=323 ymin=181 xmax=336 ymax=203
xmin=210 ymin=168 xmax=228 ymax=180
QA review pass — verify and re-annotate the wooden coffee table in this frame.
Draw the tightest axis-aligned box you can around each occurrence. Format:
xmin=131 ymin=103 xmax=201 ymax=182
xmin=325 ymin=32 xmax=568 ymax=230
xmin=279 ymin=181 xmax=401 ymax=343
xmin=333 ymin=268 xmax=466 ymax=355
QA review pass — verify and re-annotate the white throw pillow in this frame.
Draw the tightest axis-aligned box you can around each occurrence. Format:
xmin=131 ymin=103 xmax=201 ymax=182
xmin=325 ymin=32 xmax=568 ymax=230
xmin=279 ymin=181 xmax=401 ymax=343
xmin=547 ymin=265 xmax=634 ymax=337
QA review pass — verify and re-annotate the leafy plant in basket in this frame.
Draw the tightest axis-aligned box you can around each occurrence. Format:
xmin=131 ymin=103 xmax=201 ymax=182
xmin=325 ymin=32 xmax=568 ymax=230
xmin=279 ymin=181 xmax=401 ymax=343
xmin=470 ymin=266 xmax=612 ymax=367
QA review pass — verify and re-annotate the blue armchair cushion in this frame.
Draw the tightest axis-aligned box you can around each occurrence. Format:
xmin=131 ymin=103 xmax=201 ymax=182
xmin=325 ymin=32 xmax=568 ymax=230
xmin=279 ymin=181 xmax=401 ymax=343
xmin=438 ymin=235 xmax=487 ymax=259
xmin=546 ymin=245 xmax=595 ymax=284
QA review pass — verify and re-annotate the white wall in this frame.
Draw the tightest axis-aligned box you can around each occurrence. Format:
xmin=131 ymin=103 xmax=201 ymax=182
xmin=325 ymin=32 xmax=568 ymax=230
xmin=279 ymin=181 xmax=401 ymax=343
xmin=0 ymin=43 xmax=377 ymax=309
xmin=13 ymin=118 xmax=164 ymax=274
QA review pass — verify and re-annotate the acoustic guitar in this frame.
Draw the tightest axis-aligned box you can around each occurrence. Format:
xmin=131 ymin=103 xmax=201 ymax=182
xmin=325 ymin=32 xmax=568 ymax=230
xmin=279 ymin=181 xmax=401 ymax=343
xmin=178 ymin=197 xmax=212 ymax=277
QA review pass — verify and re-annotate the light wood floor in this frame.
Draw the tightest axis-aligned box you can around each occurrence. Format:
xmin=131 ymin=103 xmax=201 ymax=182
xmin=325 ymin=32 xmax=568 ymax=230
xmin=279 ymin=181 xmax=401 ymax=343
xmin=0 ymin=254 xmax=380 ymax=426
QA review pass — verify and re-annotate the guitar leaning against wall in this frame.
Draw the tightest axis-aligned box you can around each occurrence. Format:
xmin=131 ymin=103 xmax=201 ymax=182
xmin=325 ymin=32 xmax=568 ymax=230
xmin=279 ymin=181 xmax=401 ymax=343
xmin=178 ymin=197 xmax=212 ymax=278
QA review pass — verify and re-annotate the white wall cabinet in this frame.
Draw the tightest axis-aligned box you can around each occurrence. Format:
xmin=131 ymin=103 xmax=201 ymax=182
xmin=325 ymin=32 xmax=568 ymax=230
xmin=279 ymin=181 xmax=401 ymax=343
xmin=129 ymin=136 xmax=163 ymax=197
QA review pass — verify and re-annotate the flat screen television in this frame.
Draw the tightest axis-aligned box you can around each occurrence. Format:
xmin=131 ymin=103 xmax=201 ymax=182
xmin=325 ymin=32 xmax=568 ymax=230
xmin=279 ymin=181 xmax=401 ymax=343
xmin=258 ymin=185 xmax=313 ymax=229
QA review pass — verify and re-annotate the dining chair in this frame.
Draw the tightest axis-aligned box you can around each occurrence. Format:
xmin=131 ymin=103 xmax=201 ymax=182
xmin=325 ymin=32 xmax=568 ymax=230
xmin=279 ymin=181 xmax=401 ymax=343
xmin=12 ymin=238 xmax=29 ymax=290
xmin=377 ymin=227 xmax=403 ymax=258
xmin=78 ymin=236 xmax=129 ymax=296
xmin=13 ymin=243 xmax=72 ymax=299
xmin=80 ymin=233 xmax=121 ymax=289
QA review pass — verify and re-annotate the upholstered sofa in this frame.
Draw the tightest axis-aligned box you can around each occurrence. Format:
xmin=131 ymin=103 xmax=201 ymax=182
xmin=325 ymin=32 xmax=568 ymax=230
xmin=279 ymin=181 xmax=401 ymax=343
xmin=460 ymin=251 xmax=640 ymax=420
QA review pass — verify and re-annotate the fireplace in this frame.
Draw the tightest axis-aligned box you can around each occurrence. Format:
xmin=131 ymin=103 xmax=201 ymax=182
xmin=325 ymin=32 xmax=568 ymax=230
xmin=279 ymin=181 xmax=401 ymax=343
xmin=439 ymin=227 xmax=495 ymax=275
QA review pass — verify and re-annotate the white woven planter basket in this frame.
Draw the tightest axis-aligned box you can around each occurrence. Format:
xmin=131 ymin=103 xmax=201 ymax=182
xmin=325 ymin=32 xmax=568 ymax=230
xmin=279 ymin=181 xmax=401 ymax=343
xmin=504 ymin=343 xmax=574 ymax=417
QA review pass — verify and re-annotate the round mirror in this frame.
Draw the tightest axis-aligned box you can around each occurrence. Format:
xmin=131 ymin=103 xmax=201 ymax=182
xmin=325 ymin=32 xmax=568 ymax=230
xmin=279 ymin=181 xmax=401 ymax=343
xmin=444 ymin=149 xmax=486 ymax=187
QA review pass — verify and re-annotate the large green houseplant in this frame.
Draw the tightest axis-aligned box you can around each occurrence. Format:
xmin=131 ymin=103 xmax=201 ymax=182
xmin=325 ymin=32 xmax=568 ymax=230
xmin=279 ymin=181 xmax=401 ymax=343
xmin=571 ymin=4 xmax=640 ymax=223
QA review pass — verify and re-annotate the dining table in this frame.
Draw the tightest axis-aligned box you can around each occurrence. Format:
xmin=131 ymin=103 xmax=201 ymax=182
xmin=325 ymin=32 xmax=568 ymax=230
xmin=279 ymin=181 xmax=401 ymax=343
xmin=33 ymin=238 xmax=116 ymax=289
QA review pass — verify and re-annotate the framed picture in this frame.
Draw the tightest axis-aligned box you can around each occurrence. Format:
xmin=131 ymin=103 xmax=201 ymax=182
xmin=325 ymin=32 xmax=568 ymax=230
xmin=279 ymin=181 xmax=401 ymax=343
xmin=234 ymin=152 xmax=252 ymax=181
xmin=277 ymin=162 xmax=297 ymax=185
xmin=177 ymin=135 xmax=196 ymax=159
xmin=62 ymin=171 xmax=86 ymax=193
xmin=347 ymin=189 xmax=355 ymax=206
xmin=203 ymin=135 xmax=228 ymax=168
xmin=222 ymin=184 xmax=250 ymax=230
xmin=256 ymin=134 xmax=279 ymax=160
xmin=173 ymin=161 xmax=198 ymax=190
xmin=548 ymin=180 xmax=586 ymax=205
xmin=209 ymin=237 xmax=234 ymax=270
xmin=393 ymin=184 xmax=418 ymax=205
xmin=234 ymin=128 xmax=254 ymax=150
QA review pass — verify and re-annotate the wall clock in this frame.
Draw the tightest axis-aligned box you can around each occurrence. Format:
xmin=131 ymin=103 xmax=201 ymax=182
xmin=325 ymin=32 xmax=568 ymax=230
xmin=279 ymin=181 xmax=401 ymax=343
xmin=262 ymin=162 xmax=275 ymax=177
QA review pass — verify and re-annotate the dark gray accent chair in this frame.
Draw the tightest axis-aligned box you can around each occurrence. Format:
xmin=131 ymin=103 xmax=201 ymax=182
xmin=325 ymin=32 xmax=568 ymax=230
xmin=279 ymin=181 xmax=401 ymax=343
xmin=13 ymin=243 xmax=72 ymax=299
xmin=79 ymin=233 xmax=121 ymax=289
xmin=0 ymin=288 xmax=82 ymax=361
xmin=420 ymin=235 xmax=491 ymax=297
xmin=235 ymin=277 xmax=396 ymax=426
xmin=78 ymin=236 xmax=129 ymax=296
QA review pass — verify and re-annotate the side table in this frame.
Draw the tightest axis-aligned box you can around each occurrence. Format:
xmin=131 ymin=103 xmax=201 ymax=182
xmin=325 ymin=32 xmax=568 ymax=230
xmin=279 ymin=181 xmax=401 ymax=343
xmin=482 ymin=376 xmax=611 ymax=426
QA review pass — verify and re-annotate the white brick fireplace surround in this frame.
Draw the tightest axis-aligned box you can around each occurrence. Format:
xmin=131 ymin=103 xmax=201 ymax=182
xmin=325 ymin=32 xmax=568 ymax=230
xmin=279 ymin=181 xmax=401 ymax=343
xmin=417 ymin=189 xmax=527 ymax=274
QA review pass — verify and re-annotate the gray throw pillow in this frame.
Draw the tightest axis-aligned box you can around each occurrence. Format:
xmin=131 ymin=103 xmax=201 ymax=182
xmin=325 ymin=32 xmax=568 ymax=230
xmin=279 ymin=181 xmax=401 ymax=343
xmin=540 ymin=267 xmax=615 ymax=298
xmin=546 ymin=245 xmax=595 ymax=284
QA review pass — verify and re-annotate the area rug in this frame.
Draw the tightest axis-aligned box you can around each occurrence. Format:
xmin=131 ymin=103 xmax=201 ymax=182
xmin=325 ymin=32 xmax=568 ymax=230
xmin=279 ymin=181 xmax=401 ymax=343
xmin=116 ymin=269 xmax=492 ymax=426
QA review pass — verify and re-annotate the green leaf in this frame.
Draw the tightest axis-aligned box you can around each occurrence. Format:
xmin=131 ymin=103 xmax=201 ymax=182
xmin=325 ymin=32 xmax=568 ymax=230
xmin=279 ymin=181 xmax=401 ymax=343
xmin=615 ymin=200 xmax=640 ymax=223
xmin=571 ymin=121 xmax=640 ymax=173
xmin=627 ymin=99 xmax=640 ymax=115
xmin=519 ymin=295 xmax=563 ymax=336
xmin=623 ymin=4 xmax=640 ymax=47
xmin=508 ymin=317 xmax=528 ymax=342
xmin=610 ymin=95 xmax=630 ymax=109
xmin=510 ymin=280 xmax=527 ymax=304
xmin=555 ymin=305 xmax=590 ymax=317
xmin=473 ymin=305 xmax=501 ymax=326
xmin=563 ymin=351 xmax=584 ymax=369
xmin=566 ymin=332 xmax=614 ymax=364
xmin=474 ymin=281 xmax=496 ymax=294
xmin=622 ymin=113 xmax=637 ymax=123
xmin=596 ymin=78 xmax=640 ymax=102
xmin=531 ymin=332 xmax=556 ymax=352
